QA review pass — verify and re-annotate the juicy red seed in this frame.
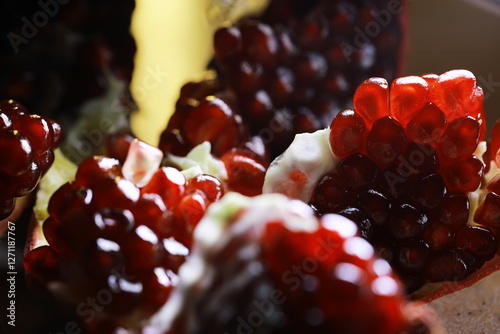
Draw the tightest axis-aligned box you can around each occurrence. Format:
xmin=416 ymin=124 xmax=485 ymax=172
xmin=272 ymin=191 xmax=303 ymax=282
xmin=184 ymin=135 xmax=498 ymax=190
xmin=396 ymin=143 xmax=437 ymax=178
xmin=43 ymin=217 xmax=74 ymax=257
xmin=356 ymin=189 xmax=391 ymax=226
xmin=475 ymin=192 xmax=500 ymax=231
xmin=38 ymin=149 xmax=55 ymax=175
xmin=92 ymin=178 xmax=140 ymax=210
xmin=329 ymin=109 xmax=368 ymax=158
xmin=220 ymin=151 xmax=266 ymax=197
xmin=177 ymin=190 xmax=208 ymax=233
xmin=408 ymin=173 xmax=446 ymax=210
xmin=294 ymin=52 xmax=328 ymax=82
xmin=269 ymin=67 xmax=295 ymax=103
xmin=436 ymin=194 xmax=470 ymax=228
xmin=395 ymin=239 xmax=430 ymax=271
xmin=141 ymin=167 xmax=187 ymax=207
xmin=456 ymin=225 xmax=498 ymax=260
xmin=9 ymin=161 xmax=41 ymax=197
xmin=230 ymin=61 xmax=264 ymax=93
xmin=183 ymin=98 xmax=242 ymax=155
xmin=241 ymin=22 xmax=279 ymax=66
xmin=79 ymin=239 xmax=124 ymax=279
xmin=423 ymin=223 xmax=455 ymax=251
xmin=353 ymin=77 xmax=390 ymax=126
xmin=214 ymin=26 xmax=242 ymax=59
xmin=440 ymin=156 xmax=484 ymax=193
xmin=241 ymin=90 xmax=273 ymax=128
xmin=406 ymin=103 xmax=447 ymax=146
xmin=74 ymin=156 xmax=122 ymax=188
xmin=337 ymin=154 xmax=379 ymax=190
xmin=23 ymin=246 xmax=60 ymax=281
xmin=122 ymin=225 xmax=162 ymax=274
xmin=338 ymin=206 xmax=374 ymax=240
xmin=158 ymin=131 xmax=191 ymax=157
xmin=296 ymin=13 xmax=329 ymax=49
xmin=14 ymin=114 xmax=54 ymax=155
xmin=0 ymin=131 xmax=33 ymax=176
xmin=366 ymin=116 xmax=406 ymax=167
xmin=92 ymin=209 xmax=135 ymax=238
xmin=312 ymin=173 xmax=353 ymax=213
xmin=390 ymin=76 xmax=429 ymax=126
xmin=388 ymin=204 xmax=429 ymax=239
xmin=438 ymin=116 xmax=480 ymax=160
xmin=187 ymin=174 xmax=224 ymax=202
xmin=141 ymin=268 xmax=177 ymax=314
xmin=430 ymin=69 xmax=483 ymax=122
xmin=424 ymin=248 xmax=475 ymax=282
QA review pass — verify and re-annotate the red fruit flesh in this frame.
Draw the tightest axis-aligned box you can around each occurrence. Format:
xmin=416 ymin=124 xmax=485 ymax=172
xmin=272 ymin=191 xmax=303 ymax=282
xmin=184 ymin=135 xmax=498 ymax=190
xmin=0 ymin=100 xmax=62 ymax=220
xmin=282 ymin=70 xmax=498 ymax=294
xmin=24 ymin=149 xmax=225 ymax=331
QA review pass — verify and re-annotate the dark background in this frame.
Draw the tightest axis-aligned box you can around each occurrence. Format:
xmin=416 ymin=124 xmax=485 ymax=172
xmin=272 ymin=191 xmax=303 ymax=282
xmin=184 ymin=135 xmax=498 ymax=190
xmin=2 ymin=0 xmax=500 ymax=333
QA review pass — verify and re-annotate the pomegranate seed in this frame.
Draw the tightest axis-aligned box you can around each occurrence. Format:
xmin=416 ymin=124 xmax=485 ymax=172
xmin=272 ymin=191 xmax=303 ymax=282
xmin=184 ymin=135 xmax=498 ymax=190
xmin=390 ymin=76 xmax=429 ymax=126
xmin=436 ymin=194 xmax=470 ymax=228
xmin=438 ymin=116 xmax=480 ymax=160
xmin=456 ymin=225 xmax=497 ymax=261
xmin=312 ymin=173 xmax=353 ymax=213
xmin=430 ymin=69 xmax=484 ymax=121
xmin=388 ymin=204 xmax=429 ymax=239
xmin=395 ymin=238 xmax=430 ymax=272
xmin=424 ymin=248 xmax=475 ymax=282
xmin=356 ymin=189 xmax=391 ymax=226
xmin=141 ymin=167 xmax=187 ymax=207
xmin=337 ymin=154 xmax=379 ymax=190
xmin=220 ymin=150 xmax=266 ymax=197
xmin=329 ymin=109 xmax=368 ymax=158
xmin=408 ymin=173 xmax=446 ymax=210
xmin=353 ymin=77 xmax=389 ymax=126
xmin=366 ymin=116 xmax=406 ymax=167
xmin=406 ymin=103 xmax=447 ymax=146
xmin=440 ymin=156 xmax=484 ymax=192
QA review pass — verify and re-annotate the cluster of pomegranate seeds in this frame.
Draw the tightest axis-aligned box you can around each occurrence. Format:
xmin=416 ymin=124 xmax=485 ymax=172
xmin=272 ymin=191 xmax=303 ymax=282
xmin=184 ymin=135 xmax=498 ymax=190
xmin=159 ymin=0 xmax=407 ymax=161
xmin=309 ymin=70 xmax=499 ymax=292
xmin=23 ymin=150 xmax=224 ymax=330
xmin=0 ymin=0 xmax=136 ymax=119
xmin=0 ymin=99 xmax=62 ymax=219
xmin=167 ymin=194 xmax=434 ymax=334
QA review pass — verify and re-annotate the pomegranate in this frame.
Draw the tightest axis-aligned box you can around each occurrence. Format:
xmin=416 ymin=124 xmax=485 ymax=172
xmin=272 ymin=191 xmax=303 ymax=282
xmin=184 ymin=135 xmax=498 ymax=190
xmin=0 ymin=99 xmax=62 ymax=223
xmin=264 ymin=69 xmax=500 ymax=299
xmin=23 ymin=140 xmax=224 ymax=332
xmin=150 ymin=193 xmax=445 ymax=334
xmin=159 ymin=0 xmax=409 ymax=161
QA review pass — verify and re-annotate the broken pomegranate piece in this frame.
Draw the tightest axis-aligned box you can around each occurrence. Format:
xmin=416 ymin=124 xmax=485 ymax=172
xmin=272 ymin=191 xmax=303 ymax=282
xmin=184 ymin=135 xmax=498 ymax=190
xmin=151 ymin=193 xmax=444 ymax=334
xmin=23 ymin=140 xmax=225 ymax=331
xmin=159 ymin=0 xmax=408 ymax=161
xmin=264 ymin=69 xmax=500 ymax=298
xmin=0 ymin=99 xmax=62 ymax=220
